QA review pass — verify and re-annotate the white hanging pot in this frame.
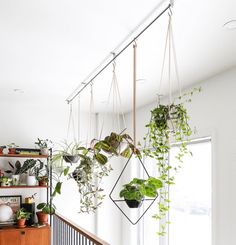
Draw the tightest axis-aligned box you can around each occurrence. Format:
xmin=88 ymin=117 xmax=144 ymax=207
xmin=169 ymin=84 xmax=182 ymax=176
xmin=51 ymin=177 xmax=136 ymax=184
xmin=12 ymin=175 xmax=20 ymax=186
xmin=40 ymin=148 xmax=49 ymax=156
xmin=26 ymin=175 xmax=37 ymax=186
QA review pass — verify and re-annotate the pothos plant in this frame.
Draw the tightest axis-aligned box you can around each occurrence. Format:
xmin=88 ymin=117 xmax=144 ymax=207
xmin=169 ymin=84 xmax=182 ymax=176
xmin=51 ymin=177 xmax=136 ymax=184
xmin=51 ymin=131 xmax=140 ymax=213
xmin=143 ymin=87 xmax=201 ymax=236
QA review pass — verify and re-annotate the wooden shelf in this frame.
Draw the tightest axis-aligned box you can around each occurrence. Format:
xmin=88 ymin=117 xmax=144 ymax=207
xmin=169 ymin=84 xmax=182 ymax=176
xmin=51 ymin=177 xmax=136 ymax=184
xmin=0 ymin=154 xmax=48 ymax=158
xmin=0 ymin=186 xmax=49 ymax=189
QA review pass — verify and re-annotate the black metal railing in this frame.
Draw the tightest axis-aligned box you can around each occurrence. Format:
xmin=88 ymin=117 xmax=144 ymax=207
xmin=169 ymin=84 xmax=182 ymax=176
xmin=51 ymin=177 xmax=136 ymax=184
xmin=52 ymin=214 xmax=110 ymax=245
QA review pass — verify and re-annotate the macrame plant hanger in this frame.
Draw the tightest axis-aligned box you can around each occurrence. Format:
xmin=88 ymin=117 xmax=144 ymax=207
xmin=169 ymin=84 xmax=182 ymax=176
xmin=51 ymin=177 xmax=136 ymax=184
xmin=66 ymin=102 xmax=77 ymax=143
xmin=99 ymin=53 xmax=126 ymax=140
xmin=86 ymin=82 xmax=95 ymax=147
xmin=109 ymin=41 xmax=158 ymax=225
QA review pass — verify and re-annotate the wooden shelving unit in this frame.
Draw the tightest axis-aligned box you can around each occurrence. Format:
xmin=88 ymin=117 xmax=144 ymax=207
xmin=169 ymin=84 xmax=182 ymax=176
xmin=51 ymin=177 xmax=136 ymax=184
xmin=0 ymin=186 xmax=49 ymax=189
xmin=0 ymin=154 xmax=48 ymax=158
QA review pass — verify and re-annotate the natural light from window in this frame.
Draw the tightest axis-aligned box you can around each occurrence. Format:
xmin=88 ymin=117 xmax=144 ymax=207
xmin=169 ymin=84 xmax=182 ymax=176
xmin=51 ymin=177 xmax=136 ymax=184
xmin=169 ymin=139 xmax=212 ymax=245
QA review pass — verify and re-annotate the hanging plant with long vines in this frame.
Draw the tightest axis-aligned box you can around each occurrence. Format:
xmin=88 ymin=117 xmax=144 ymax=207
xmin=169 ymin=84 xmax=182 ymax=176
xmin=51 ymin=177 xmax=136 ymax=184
xmin=143 ymin=12 xmax=201 ymax=236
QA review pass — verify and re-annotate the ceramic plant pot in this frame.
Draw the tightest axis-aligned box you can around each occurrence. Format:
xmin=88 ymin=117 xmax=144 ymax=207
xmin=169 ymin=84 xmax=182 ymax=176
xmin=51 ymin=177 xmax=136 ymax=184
xmin=26 ymin=176 xmax=37 ymax=186
xmin=36 ymin=211 xmax=48 ymax=225
xmin=38 ymin=177 xmax=48 ymax=187
xmin=17 ymin=218 xmax=26 ymax=228
xmin=40 ymin=148 xmax=49 ymax=156
xmin=8 ymin=148 xmax=16 ymax=154
xmin=12 ymin=175 xmax=20 ymax=186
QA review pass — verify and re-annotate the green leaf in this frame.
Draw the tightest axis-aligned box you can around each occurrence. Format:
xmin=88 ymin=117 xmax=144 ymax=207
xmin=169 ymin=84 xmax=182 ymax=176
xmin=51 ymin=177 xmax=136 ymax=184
xmin=95 ymin=153 xmax=108 ymax=165
xmin=63 ymin=166 xmax=70 ymax=176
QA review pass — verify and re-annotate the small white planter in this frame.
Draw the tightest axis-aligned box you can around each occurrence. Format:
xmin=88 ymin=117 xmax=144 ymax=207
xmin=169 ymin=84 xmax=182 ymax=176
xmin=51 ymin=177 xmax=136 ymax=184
xmin=40 ymin=148 xmax=49 ymax=156
xmin=12 ymin=175 xmax=20 ymax=186
xmin=26 ymin=175 xmax=37 ymax=186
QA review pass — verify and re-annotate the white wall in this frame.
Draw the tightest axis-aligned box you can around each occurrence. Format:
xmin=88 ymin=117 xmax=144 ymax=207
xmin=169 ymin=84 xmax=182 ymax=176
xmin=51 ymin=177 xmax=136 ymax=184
xmin=1 ymin=66 xmax=236 ymax=245
xmin=123 ymin=66 xmax=236 ymax=245
xmin=0 ymin=99 xmax=96 ymax=232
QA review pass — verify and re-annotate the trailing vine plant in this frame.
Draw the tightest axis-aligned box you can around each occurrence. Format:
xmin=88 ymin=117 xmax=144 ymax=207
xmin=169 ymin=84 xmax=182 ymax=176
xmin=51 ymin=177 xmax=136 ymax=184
xmin=143 ymin=87 xmax=201 ymax=236
xmin=51 ymin=131 xmax=140 ymax=213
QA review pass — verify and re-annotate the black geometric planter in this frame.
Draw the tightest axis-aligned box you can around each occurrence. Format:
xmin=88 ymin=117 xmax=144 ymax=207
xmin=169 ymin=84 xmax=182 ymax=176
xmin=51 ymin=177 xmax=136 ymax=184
xmin=125 ymin=199 xmax=143 ymax=208
xmin=109 ymin=154 xmax=158 ymax=225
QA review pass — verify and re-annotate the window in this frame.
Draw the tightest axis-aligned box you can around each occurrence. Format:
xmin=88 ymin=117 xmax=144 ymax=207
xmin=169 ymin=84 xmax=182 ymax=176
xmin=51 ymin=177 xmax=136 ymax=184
xmin=141 ymin=138 xmax=212 ymax=245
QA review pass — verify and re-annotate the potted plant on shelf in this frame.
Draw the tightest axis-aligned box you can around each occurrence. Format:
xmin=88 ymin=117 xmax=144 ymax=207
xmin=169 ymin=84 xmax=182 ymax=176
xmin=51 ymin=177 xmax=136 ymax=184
xmin=0 ymin=176 xmax=12 ymax=186
xmin=119 ymin=177 xmax=163 ymax=208
xmin=25 ymin=159 xmax=44 ymax=186
xmin=0 ymin=145 xmax=6 ymax=154
xmin=35 ymin=138 xmax=52 ymax=156
xmin=4 ymin=160 xmax=22 ymax=185
xmin=16 ymin=208 xmax=31 ymax=228
xmin=7 ymin=143 xmax=19 ymax=154
xmin=20 ymin=159 xmax=43 ymax=186
xmin=36 ymin=202 xmax=56 ymax=225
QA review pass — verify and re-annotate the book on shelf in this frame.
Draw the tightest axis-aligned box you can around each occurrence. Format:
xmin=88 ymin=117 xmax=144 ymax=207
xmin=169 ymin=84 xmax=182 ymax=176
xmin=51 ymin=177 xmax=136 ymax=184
xmin=15 ymin=148 xmax=41 ymax=155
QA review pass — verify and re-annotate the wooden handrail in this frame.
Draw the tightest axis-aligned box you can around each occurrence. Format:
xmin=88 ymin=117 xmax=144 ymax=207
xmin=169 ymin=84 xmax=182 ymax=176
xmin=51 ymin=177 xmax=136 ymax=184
xmin=54 ymin=213 xmax=110 ymax=245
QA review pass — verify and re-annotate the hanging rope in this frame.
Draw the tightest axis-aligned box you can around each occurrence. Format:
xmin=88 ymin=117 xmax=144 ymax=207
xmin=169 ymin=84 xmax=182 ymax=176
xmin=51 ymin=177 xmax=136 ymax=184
xmin=66 ymin=103 xmax=77 ymax=142
xmin=158 ymin=11 xmax=181 ymax=105
xmin=133 ymin=40 xmax=137 ymax=147
xmin=168 ymin=13 xmax=172 ymax=105
xmin=158 ymin=14 xmax=171 ymax=103
xmin=170 ymin=15 xmax=182 ymax=97
xmin=86 ymin=83 xmax=94 ymax=146
xmin=99 ymin=53 xmax=127 ymax=139
xmin=77 ymin=96 xmax=81 ymax=143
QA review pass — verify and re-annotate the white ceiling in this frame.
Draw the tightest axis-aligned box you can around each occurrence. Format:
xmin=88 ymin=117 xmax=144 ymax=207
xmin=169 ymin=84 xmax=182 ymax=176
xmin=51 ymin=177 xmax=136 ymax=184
xmin=0 ymin=0 xmax=236 ymax=112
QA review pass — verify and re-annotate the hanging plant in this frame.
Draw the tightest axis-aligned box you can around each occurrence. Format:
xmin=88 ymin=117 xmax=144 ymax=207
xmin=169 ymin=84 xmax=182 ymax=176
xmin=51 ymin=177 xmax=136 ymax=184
xmin=143 ymin=88 xmax=201 ymax=235
xmin=92 ymin=131 xmax=140 ymax=158
xmin=51 ymin=142 xmax=82 ymax=165
xmin=120 ymin=177 xmax=163 ymax=208
xmin=51 ymin=131 xmax=139 ymax=213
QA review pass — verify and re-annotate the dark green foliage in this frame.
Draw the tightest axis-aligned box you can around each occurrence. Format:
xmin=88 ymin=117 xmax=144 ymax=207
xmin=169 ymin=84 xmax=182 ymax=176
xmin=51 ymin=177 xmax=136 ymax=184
xmin=120 ymin=177 xmax=163 ymax=203
xmin=5 ymin=160 xmax=21 ymax=175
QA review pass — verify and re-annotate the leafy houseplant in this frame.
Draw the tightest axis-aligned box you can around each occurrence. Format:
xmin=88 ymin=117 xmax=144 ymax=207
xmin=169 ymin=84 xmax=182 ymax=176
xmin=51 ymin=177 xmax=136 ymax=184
xmin=143 ymin=88 xmax=201 ymax=235
xmin=24 ymin=159 xmax=44 ymax=186
xmin=0 ymin=176 xmax=12 ymax=186
xmin=36 ymin=202 xmax=56 ymax=225
xmin=35 ymin=138 xmax=52 ymax=155
xmin=68 ymin=147 xmax=113 ymax=213
xmin=93 ymin=131 xmax=140 ymax=158
xmin=7 ymin=143 xmax=19 ymax=154
xmin=52 ymin=142 xmax=82 ymax=164
xmin=16 ymin=208 xmax=31 ymax=228
xmin=4 ymin=160 xmax=22 ymax=185
xmin=120 ymin=177 xmax=163 ymax=208
xmin=51 ymin=131 xmax=139 ymax=213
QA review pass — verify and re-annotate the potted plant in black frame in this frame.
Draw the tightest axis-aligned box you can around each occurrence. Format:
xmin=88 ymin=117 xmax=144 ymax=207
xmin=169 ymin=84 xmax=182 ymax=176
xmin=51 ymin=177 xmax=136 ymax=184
xmin=119 ymin=177 xmax=163 ymax=208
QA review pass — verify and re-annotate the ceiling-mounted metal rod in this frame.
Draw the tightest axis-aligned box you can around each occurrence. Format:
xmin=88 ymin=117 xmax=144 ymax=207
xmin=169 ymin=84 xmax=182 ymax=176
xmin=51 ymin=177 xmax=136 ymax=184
xmin=66 ymin=3 xmax=171 ymax=104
